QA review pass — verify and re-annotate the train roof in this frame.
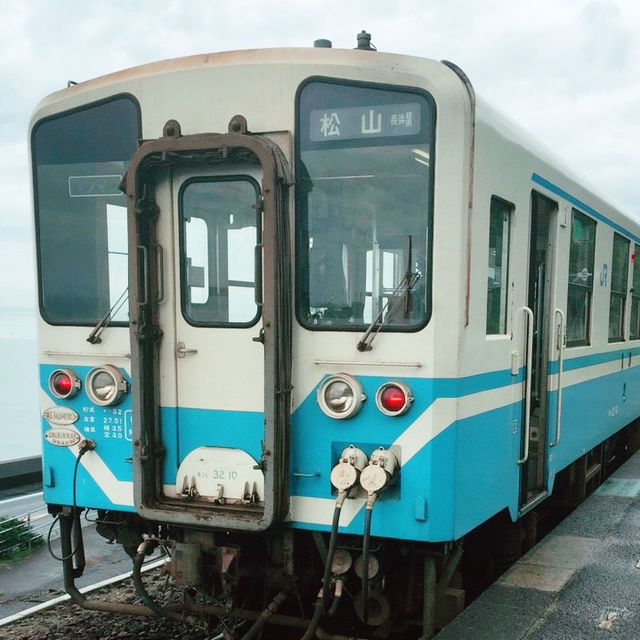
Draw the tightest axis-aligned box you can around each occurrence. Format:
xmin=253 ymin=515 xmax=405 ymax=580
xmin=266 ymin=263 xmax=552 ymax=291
xmin=31 ymin=45 xmax=640 ymax=235
xmin=476 ymin=94 xmax=640 ymax=229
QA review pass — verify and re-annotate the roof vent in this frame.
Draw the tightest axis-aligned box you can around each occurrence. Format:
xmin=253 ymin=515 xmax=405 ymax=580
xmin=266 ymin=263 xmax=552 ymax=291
xmin=314 ymin=39 xmax=332 ymax=48
xmin=356 ymin=30 xmax=376 ymax=51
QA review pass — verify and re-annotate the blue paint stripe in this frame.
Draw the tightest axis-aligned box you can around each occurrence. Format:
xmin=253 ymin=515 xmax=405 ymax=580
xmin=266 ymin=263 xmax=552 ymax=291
xmin=456 ymin=368 xmax=523 ymax=395
xmin=531 ymin=173 xmax=640 ymax=244
xmin=548 ymin=346 xmax=640 ymax=375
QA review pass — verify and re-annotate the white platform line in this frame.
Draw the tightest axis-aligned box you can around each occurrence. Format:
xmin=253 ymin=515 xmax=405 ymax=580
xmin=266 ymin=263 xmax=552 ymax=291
xmin=0 ymin=491 xmax=43 ymax=506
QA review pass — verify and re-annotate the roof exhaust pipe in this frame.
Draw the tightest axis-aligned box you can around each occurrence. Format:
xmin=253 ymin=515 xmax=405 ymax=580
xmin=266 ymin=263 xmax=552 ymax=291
xmin=356 ymin=30 xmax=376 ymax=51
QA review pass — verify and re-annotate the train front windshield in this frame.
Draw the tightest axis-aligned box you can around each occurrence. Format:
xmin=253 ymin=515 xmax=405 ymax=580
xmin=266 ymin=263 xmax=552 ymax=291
xmin=296 ymin=80 xmax=435 ymax=331
xmin=32 ymin=96 xmax=140 ymax=325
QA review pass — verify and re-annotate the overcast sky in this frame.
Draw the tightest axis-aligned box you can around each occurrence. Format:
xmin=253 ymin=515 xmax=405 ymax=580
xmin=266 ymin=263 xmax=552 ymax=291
xmin=2 ymin=0 xmax=639 ymax=309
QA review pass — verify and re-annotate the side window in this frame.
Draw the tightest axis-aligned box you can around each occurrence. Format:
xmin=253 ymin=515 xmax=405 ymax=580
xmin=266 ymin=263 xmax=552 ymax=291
xmin=609 ymin=232 xmax=630 ymax=342
xmin=486 ymin=196 xmax=513 ymax=334
xmin=630 ymin=244 xmax=640 ymax=340
xmin=566 ymin=210 xmax=596 ymax=347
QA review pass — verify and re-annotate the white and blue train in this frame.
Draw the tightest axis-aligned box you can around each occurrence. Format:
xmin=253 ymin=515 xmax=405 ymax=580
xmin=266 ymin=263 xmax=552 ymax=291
xmin=31 ymin=32 xmax=640 ymax=637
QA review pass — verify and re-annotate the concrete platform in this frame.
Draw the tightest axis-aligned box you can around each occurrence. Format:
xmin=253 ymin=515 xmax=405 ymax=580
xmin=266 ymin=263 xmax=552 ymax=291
xmin=435 ymin=451 xmax=640 ymax=640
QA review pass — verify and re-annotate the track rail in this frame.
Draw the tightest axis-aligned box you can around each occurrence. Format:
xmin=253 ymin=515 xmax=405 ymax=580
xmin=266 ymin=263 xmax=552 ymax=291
xmin=0 ymin=556 xmax=168 ymax=627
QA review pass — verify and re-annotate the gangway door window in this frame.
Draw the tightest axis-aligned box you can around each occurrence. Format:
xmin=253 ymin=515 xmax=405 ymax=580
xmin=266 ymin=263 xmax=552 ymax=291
xmin=179 ymin=176 xmax=261 ymax=327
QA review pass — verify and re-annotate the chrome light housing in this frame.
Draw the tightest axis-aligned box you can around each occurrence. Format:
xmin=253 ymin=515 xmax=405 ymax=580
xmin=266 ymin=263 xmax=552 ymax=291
xmin=85 ymin=365 xmax=127 ymax=406
xmin=317 ymin=373 xmax=365 ymax=420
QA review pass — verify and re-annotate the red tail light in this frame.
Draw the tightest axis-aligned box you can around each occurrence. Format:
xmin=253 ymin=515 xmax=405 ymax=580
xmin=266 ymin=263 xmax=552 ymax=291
xmin=48 ymin=368 xmax=80 ymax=399
xmin=375 ymin=382 xmax=413 ymax=416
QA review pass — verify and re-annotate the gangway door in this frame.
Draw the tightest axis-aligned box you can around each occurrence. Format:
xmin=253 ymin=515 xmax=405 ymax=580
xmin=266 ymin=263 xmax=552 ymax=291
xmin=125 ymin=119 xmax=292 ymax=531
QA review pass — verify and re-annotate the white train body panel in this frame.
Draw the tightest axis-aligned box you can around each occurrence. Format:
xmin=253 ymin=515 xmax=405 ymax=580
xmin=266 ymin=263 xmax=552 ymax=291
xmin=31 ymin=47 xmax=640 ymax=546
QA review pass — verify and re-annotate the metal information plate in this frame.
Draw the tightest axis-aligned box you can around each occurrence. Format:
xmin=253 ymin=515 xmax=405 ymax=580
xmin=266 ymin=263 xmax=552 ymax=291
xmin=310 ymin=103 xmax=421 ymax=142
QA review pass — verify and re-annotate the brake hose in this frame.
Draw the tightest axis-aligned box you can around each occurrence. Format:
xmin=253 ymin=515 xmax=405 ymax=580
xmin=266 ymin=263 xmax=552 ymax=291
xmin=321 ymin=489 xmax=347 ymax=615
xmin=132 ymin=538 xmax=183 ymax=621
xmin=360 ymin=492 xmax=377 ymax=625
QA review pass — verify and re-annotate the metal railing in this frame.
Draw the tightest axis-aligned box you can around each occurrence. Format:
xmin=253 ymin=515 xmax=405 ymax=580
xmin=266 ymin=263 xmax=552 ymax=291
xmin=0 ymin=505 xmax=53 ymax=557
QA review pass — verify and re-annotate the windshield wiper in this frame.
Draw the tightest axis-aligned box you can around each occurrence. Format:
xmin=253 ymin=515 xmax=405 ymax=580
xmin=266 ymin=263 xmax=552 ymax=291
xmin=356 ymin=271 xmax=420 ymax=352
xmin=86 ymin=287 xmax=129 ymax=344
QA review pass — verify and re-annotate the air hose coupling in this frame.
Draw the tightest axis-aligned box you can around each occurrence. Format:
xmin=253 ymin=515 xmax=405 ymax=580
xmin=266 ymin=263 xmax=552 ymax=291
xmin=359 ymin=447 xmax=399 ymax=495
xmin=329 ymin=445 xmax=368 ymax=495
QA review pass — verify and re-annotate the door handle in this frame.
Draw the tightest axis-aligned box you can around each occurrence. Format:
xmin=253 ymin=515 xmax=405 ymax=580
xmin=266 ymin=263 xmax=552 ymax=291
xmin=550 ymin=309 xmax=565 ymax=447
xmin=176 ymin=341 xmax=198 ymax=358
xmin=518 ymin=306 xmax=534 ymax=465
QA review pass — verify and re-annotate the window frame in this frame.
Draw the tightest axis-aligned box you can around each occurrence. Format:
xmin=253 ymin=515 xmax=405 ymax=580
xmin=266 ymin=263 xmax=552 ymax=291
xmin=294 ymin=76 xmax=436 ymax=333
xmin=608 ymin=232 xmax=630 ymax=343
xmin=566 ymin=208 xmax=596 ymax=348
xmin=177 ymin=174 xmax=262 ymax=329
xmin=630 ymin=244 xmax=640 ymax=340
xmin=486 ymin=195 xmax=513 ymax=335
xmin=31 ymin=93 xmax=141 ymax=327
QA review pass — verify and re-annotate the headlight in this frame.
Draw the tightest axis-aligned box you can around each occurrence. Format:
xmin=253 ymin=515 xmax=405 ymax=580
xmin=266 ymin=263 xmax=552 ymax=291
xmin=48 ymin=368 xmax=81 ymax=399
xmin=85 ymin=365 xmax=127 ymax=406
xmin=317 ymin=374 xmax=365 ymax=419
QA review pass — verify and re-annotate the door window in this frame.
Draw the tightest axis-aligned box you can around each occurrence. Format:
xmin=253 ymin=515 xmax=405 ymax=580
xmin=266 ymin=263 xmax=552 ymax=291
xmin=179 ymin=176 xmax=261 ymax=327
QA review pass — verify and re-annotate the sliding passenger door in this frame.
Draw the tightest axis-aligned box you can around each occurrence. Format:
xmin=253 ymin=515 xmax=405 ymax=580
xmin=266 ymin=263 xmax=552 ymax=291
xmin=519 ymin=192 xmax=559 ymax=513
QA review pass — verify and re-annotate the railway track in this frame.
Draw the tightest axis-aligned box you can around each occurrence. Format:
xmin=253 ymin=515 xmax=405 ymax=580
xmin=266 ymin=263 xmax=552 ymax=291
xmin=0 ymin=559 xmax=206 ymax=640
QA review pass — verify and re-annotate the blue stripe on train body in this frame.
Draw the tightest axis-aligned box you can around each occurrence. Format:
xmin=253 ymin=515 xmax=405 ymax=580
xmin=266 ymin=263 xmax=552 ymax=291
xmin=39 ymin=364 xmax=135 ymax=511
xmin=40 ymin=357 xmax=640 ymax=540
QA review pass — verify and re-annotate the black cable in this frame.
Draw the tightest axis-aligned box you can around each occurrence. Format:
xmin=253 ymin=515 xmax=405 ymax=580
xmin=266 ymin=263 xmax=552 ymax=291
xmin=132 ymin=539 xmax=183 ymax=621
xmin=321 ymin=492 xmax=345 ymax=615
xmin=46 ymin=515 xmax=64 ymax=559
xmin=299 ymin=599 xmax=324 ymax=640
xmin=361 ymin=493 xmax=377 ymax=625
xmin=328 ymin=578 xmax=343 ymax=617
xmin=361 ymin=507 xmax=372 ymax=624
xmin=47 ymin=449 xmax=87 ymax=561
xmin=238 ymin=591 xmax=288 ymax=640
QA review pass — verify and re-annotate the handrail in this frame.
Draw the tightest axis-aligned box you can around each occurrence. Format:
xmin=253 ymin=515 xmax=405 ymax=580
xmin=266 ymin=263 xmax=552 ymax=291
xmin=518 ymin=307 xmax=534 ymax=465
xmin=551 ymin=308 xmax=566 ymax=447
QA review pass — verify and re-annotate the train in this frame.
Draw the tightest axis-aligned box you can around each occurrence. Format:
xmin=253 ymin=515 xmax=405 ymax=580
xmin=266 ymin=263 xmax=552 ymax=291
xmin=31 ymin=31 xmax=640 ymax=638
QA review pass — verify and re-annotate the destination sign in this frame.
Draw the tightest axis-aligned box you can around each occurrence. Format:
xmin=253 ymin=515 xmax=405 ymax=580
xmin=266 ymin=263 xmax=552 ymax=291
xmin=310 ymin=103 xmax=421 ymax=142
